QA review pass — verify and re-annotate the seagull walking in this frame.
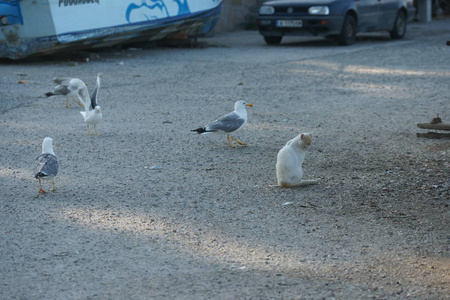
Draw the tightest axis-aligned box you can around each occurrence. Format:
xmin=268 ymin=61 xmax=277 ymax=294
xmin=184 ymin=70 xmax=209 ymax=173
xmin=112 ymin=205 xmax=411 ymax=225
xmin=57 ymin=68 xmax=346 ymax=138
xmin=80 ymin=73 xmax=103 ymax=135
xmin=191 ymin=100 xmax=253 ymax=147
xmin=34 ymin=137 xmax=59 ymax=194
xmin=45 ymin=77 xmax=88 ymax=108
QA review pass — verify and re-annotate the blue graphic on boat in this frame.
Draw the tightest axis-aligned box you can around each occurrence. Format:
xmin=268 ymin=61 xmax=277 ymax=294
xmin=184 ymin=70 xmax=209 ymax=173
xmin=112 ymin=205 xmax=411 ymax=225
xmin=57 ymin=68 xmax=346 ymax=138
xmin=0 ymin=0 xmax=23 ymax=25
xmin=175 ymin=0 xmax=190 ymax=15
xmin=126 ymin=0 xmax=191 ymax=23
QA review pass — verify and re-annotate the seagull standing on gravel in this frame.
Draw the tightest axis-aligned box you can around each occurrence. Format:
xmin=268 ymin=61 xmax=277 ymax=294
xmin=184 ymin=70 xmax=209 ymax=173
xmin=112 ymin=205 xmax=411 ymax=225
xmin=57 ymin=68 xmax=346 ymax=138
xmin=80 ymin=73 xmax=103 ymax=135
xmin=45 ymin=77 xmax=88 ymax=108
xmin=191 ymin=100 xmax=253 ymax=147
xmin=34 ymin=137 xmax=59 ymax=194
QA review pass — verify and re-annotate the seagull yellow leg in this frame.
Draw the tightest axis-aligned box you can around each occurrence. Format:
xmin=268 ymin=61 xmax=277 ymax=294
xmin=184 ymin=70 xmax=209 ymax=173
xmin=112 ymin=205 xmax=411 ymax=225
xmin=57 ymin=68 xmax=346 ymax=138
xmin=65 ymin=98 xmax=70 ymax=108
xmin=94 ymin=124 xmax=100 ymax=136
xmin=227 ymin=135 xmax=236 ymax=147
xmin=38 ymin=178 xmax=46 ymax=194
xmin=87 ymin=124 xmax=93 ymax=135
xmin=49 ymin=180 xmax=56 ymax=191
xmin=231 ymin=136 xmax=247 ymax=146
xmin=72 ymin=97 xmax=84 ymax=107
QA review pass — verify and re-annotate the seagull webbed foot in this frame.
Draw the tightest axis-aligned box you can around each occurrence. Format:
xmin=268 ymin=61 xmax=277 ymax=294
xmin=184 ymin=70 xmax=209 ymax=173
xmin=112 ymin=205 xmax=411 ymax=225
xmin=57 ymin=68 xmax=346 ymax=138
xmin=73 ymin=98 xmax=84 ymax=107
xmin=227 ymin=135 xmax=246 ymax=147
xmin=231 ymin=136 xmax=247 ymax=146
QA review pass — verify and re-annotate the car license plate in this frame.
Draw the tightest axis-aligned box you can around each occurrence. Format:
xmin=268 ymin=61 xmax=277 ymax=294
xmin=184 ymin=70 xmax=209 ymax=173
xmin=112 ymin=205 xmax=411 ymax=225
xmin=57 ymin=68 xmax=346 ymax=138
xmin=276 ymin=20 xmax=303 ymax=28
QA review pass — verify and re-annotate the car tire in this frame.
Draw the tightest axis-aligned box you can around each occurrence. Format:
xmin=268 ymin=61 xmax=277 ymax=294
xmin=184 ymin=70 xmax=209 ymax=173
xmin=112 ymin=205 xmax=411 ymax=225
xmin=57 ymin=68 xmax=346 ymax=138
xmin=264 ymin=36 xmax=282 ymax=45
xmin=390 ymin=10 xmax=406 ymax=39
xmin=337 ymin=14 xmax=356 ymax=45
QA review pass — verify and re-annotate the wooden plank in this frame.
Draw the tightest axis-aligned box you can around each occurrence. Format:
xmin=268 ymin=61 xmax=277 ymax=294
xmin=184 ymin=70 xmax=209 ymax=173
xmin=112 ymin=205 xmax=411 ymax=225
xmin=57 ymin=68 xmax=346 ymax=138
xmin=417 ymin=123 xmax=450 ymax=131
xmin=417 ymin=132 xmax=450 ymax=139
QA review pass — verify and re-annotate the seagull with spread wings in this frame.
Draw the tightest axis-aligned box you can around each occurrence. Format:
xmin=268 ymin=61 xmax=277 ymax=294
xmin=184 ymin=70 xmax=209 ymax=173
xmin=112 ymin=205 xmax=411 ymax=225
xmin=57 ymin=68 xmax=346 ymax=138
xmin=79 ymin=73 xmax=103 ymax=135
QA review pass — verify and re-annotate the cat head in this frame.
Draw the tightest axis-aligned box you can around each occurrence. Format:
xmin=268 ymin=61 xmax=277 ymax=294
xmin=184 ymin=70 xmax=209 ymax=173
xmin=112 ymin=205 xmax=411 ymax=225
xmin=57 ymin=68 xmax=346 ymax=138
xmin=299 ymin=133 xmax=313 ymax=148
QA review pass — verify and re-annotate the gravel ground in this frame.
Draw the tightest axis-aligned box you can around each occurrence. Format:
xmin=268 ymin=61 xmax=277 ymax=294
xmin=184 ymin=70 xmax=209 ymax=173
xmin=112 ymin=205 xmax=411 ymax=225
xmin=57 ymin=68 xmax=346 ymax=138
xmin=0 ymin=18 xmax=449 ymax=299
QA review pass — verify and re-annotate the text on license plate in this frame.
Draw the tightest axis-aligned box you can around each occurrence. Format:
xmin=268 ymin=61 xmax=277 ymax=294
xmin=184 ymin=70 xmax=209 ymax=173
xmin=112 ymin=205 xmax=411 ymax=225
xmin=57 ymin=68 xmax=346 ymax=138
xmin=276 ymin=20 xmax=303 ymax=27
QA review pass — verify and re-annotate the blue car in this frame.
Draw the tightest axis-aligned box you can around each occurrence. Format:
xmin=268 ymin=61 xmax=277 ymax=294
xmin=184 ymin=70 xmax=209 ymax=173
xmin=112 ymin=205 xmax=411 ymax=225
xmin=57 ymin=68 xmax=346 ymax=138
xmin=256 ymin=0 xmax=416 ymax=45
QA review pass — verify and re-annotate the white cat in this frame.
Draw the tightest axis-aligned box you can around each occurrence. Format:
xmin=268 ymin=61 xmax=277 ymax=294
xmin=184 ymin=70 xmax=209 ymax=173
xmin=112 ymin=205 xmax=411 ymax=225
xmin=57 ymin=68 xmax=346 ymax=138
xmin=276 ymin=133 xmax=319 ymax=188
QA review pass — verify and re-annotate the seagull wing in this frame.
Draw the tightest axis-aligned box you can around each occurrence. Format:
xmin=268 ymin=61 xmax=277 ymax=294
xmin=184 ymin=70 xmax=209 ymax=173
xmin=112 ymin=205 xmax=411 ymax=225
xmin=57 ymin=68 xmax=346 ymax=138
xmin=35 ymin=154 xmax=59 ymax=178
xmin=78 ymin=86 xmax=92 ymax=111
xmin=51 ymin=78 xmax=73 ymax=96
xmin=89 ymin=74 xmax=102 ymax=109
xmin=206 ymin=112 xmax=245 ymax=133
xmin=53 ymin=77 xmax=71 ymax=85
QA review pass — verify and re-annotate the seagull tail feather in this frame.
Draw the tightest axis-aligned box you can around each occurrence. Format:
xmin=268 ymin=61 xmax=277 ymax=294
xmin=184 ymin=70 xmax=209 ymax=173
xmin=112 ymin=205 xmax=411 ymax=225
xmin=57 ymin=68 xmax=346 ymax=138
xmin=191 ymin=127 xmax=207 ymax=134
xmin=35 ymin=172 xmax=47 ymax=179
xmin=45 ymin=92 xmax=55 ymax=97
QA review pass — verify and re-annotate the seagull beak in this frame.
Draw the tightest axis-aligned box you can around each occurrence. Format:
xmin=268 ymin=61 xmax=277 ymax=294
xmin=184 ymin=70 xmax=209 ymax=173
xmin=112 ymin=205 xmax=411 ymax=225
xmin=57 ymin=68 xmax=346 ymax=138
xmin=246 ymin=103 xmax=253 ymax=107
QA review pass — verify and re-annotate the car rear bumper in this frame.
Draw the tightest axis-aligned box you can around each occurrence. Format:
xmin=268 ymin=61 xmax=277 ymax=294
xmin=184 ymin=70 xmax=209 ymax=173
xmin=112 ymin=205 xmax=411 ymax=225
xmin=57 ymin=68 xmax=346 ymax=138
xmin=256 ymin=15 xmax=344 ymax=37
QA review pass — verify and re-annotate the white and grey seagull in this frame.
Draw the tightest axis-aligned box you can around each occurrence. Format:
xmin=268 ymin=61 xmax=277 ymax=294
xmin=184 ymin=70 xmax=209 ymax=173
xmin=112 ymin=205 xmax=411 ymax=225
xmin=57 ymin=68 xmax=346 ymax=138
xmin=79 ymin=73 xmax=103 ymax=135
xmin=191 ymin=100 xmax=253 ymax=147
xmin=34 ymin=137 xmax=59 ymax=194
xmin=45 ymin=77 xmax=88 ymax=108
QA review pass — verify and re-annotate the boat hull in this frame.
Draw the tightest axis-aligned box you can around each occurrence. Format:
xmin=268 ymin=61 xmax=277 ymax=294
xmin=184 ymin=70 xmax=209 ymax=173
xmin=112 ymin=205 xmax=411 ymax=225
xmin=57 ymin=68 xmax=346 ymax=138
xmin=0 ymin=0 xmax=222 ymax=59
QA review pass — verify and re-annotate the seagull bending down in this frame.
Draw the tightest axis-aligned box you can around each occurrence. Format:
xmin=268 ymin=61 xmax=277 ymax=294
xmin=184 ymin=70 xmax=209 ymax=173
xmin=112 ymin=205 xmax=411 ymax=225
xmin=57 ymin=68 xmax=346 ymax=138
xmin=45 ymin=77 xmax=87 ymax=108
xmin=191 ymin=100 xmax=253 ymax=147
xmin=80 ymin=73 xmax=103 ymax=135
xmin=34 ymin=137 xmax=59 ymax=194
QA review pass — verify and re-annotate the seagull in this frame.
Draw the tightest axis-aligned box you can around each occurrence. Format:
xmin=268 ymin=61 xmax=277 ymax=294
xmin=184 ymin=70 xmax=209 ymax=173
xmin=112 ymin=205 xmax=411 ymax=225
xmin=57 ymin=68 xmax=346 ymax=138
xmin=45 ymin=77 xmax=88 ymax=108
xmin=34 ymin=137 xmax=59 ymax=194
xmin=80 ymin=73 xmax=103 ymax=135
xmin=191 ymin=100 xmax=253 ymax=147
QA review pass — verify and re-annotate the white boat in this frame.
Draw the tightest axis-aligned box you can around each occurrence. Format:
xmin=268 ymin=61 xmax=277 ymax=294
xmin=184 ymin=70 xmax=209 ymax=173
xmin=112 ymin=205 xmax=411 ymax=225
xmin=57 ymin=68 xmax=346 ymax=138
xmin=0 ymin=0 xmax=222 ymax=59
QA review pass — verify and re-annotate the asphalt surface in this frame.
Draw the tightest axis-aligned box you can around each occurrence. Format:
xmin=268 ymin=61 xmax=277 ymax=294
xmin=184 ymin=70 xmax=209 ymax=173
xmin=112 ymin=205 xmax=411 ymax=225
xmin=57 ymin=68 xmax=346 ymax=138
xmin=1 ymin=18 xmax=449 ymax=299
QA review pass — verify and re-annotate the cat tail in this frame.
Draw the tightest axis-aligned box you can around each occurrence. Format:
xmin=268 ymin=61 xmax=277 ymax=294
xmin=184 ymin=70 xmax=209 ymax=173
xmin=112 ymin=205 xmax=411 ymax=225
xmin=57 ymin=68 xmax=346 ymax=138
xmin=298 ymin=179 xmax=319 ymax=186
xmin=279 ymin=179 xmax=319 ymax=188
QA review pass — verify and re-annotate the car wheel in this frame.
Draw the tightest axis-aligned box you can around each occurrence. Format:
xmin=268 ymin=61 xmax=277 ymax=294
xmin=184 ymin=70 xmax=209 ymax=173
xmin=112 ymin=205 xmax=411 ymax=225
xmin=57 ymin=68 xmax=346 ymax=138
xmin=337 ymin=14 xmax=356 ymax=45
xmin=264 ymin=36 xmax=282 ymax=45
xmin=390 ymin=10 xmax=406 ymax=39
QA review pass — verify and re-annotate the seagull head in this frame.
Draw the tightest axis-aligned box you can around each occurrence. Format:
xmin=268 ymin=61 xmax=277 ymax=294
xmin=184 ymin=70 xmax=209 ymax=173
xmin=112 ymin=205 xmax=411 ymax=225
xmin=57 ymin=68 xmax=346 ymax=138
xmin=42 ymin=137 xmax=55 ymax=155
xmin=235 ymin=100 xmax=253 ymax=111
xmin=94 ymin=106 xmax=101 ymax=113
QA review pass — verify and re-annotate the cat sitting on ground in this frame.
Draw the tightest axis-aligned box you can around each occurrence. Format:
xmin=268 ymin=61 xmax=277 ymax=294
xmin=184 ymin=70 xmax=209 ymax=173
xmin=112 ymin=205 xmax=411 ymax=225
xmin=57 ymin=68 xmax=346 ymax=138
xmin=276 ymin=133 xmax=319 ymax=188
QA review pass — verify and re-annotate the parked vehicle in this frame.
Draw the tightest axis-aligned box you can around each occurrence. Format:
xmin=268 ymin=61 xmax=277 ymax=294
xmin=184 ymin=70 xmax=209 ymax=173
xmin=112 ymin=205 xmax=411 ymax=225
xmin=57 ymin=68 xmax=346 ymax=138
xmin=256 ymin=0 xmax=416 ymax=45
